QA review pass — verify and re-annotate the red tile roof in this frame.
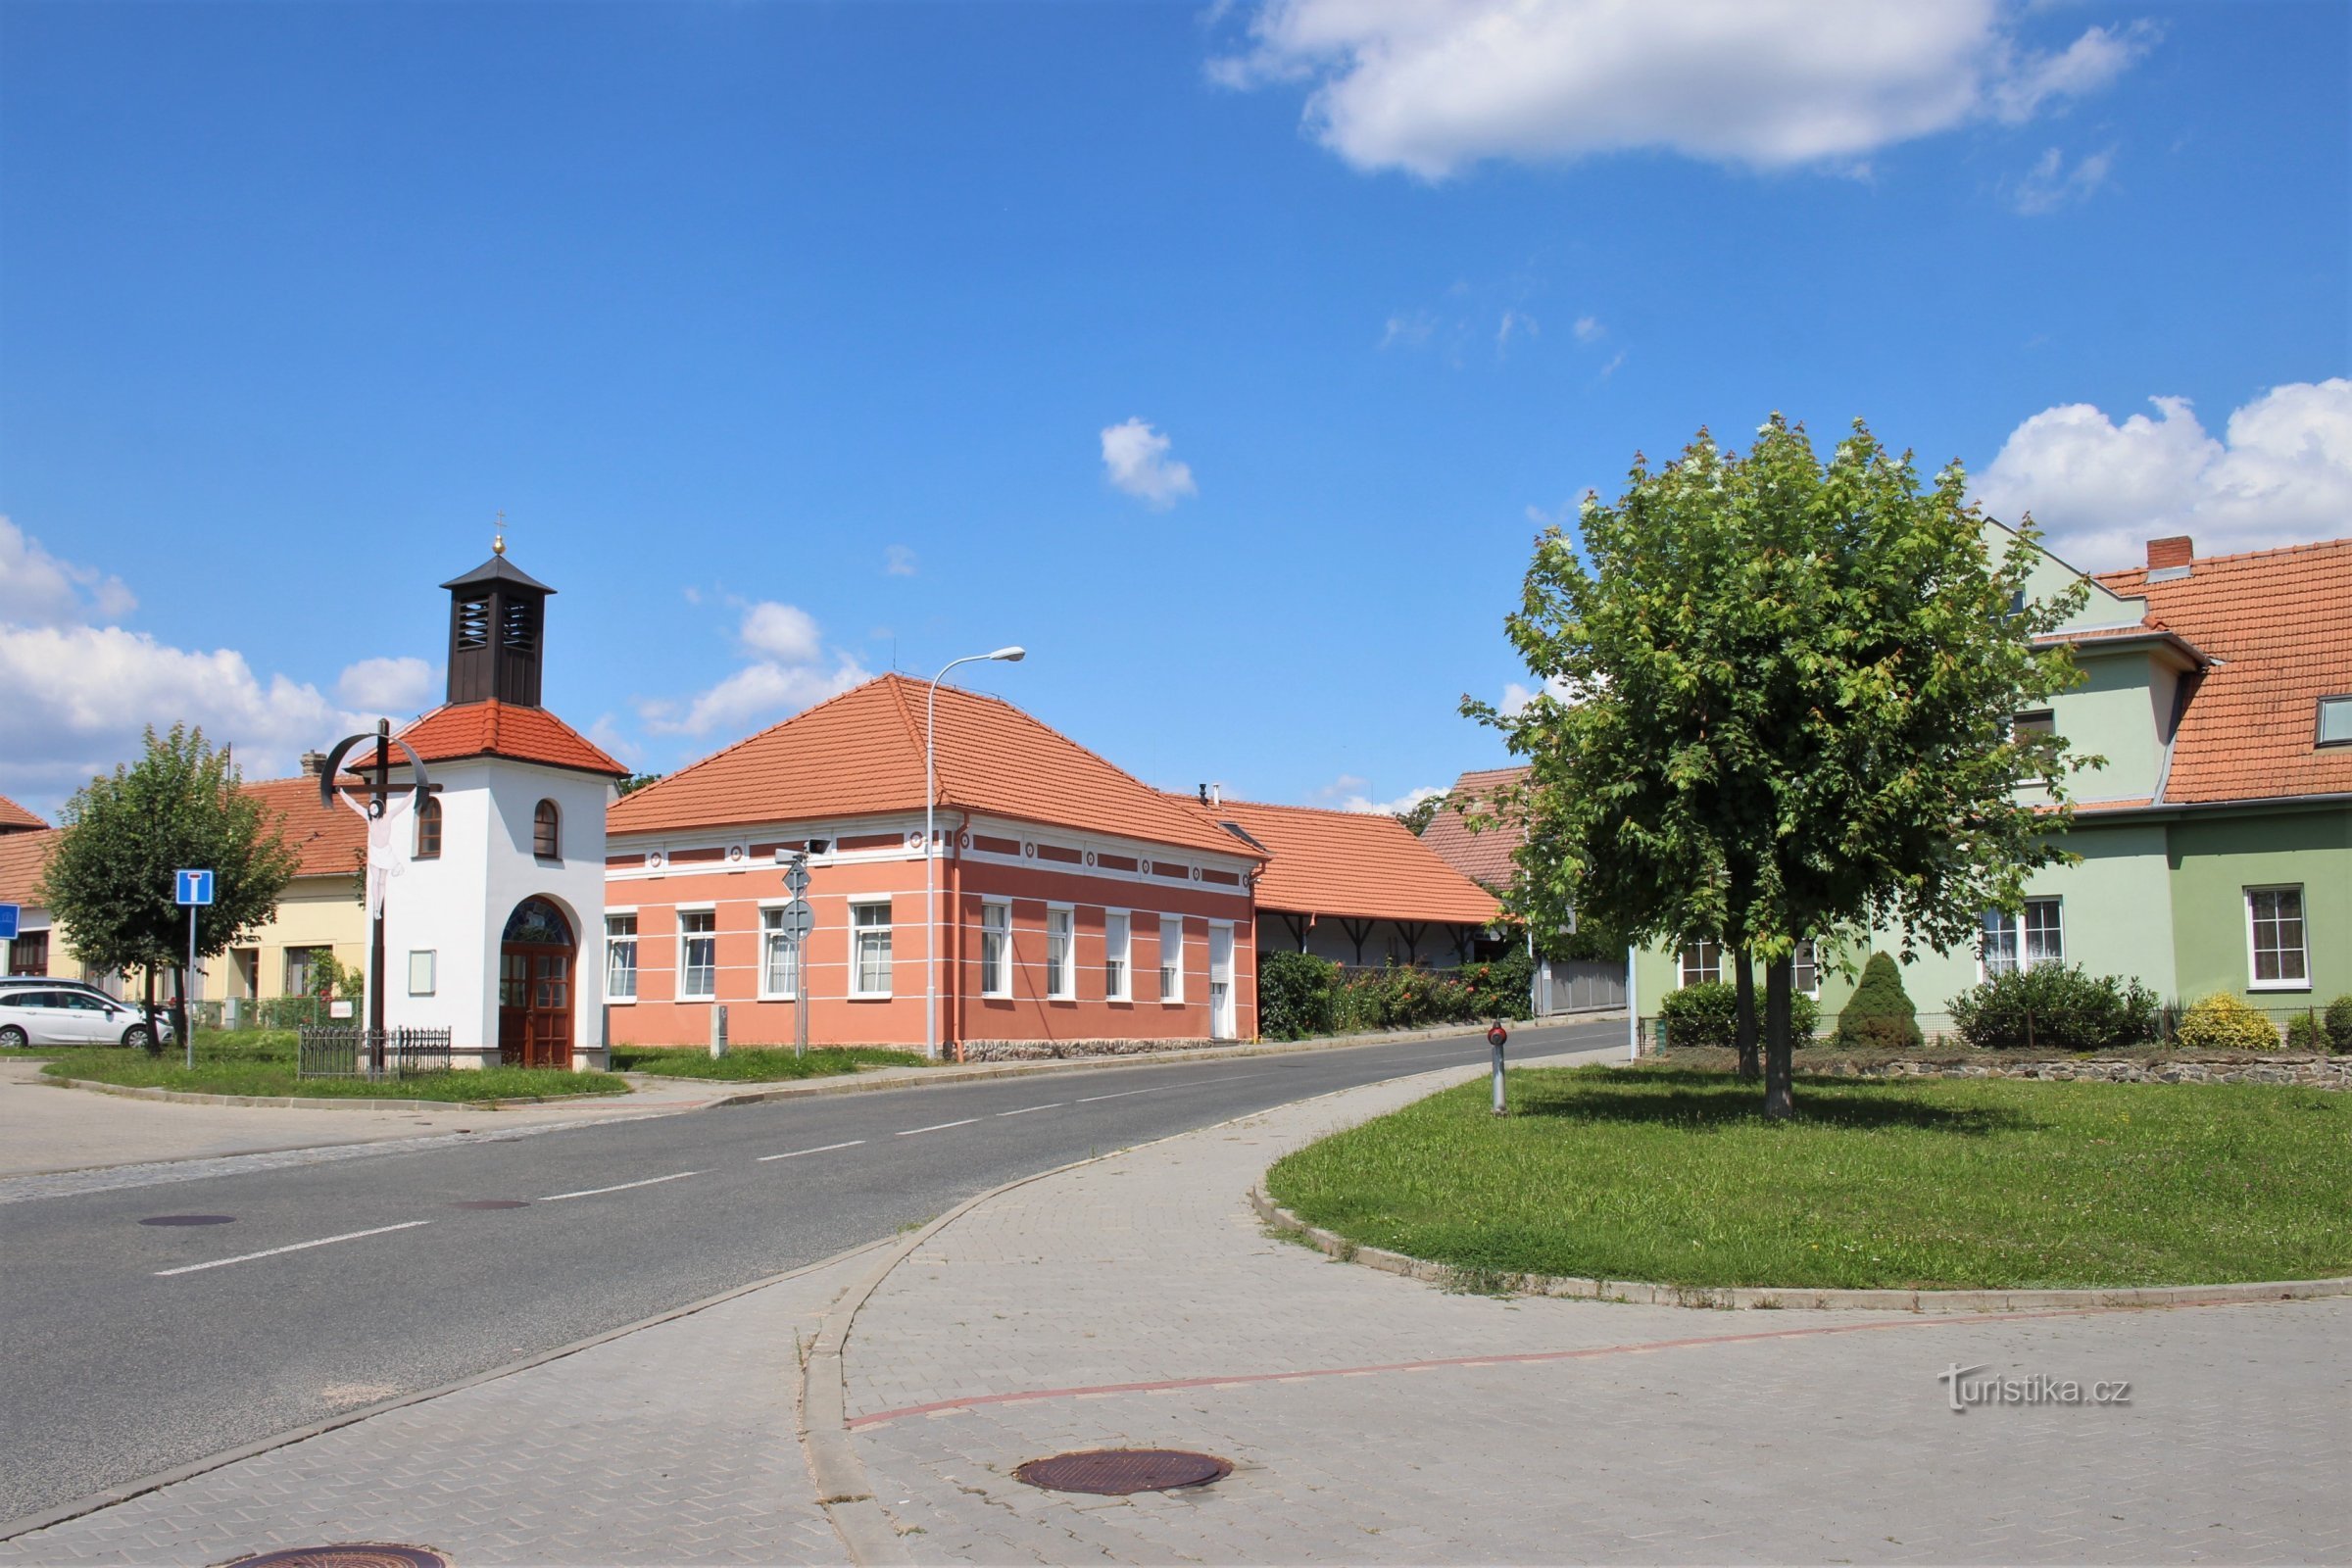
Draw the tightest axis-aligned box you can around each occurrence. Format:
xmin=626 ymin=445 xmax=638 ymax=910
xmin=2093 ymin=538 xmax=2352 ymax=805
xmin=242 ymin=775 xmax=370 ymax=880
xmin=1419 ymin=765 xmax=1531 ymax=892
xmin=0 ymin=794 xmax=47 ymax=833
xmin=610 ymin=674 xmax=1259 ymax=860
xmin=1203 ymin=798 xmax=1500 ymax=926
xmin=389 ymin=702 xmax=629 ymax=779
xmin=0 ymin=828 xmax=57 ymax=905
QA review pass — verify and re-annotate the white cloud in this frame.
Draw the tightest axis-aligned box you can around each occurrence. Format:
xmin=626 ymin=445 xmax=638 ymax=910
xmin=0 ymin=516 xmax=136 ymax=628
xmin=335 ymin=656 xmax=434 ymax=716
xmin=1501 ymin=674 xmax=1578 ymax=715
xmin=1100 ymin=417 xmax=1199 ymax=509
xmin=1379 ymin=310 xmax=1438 ymax=349
xmin=883 ymin=544 xmax=918 ymax=577
xmin=1312 ymin=774 xmax=1446 ymax=816
xmin=1495 ymin=309 xmax=1539 ymax=348
xmin=636 ymin=599 xmax=869 ymax=738
xmin=1972 ymin=379 xmax=2352 ymax=568
xmin=1212 ymin=1 xmax=2154 ymax=179
xmin=2007 ymin=145 xmax=2114 ymax=215
xmin=1572 ymin=315 xmax=1605 ymax=344
xmin=739 ymin=601 xmax=822 ymax=663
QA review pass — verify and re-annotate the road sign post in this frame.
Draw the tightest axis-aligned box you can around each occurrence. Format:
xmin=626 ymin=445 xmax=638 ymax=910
xmin=0 ymin=903 xmax=19 ymax=946
xmin=174 ymin=870 xmax=215 ymax=1069
xmin=776 ymin=851 xmax=813 ymax=1056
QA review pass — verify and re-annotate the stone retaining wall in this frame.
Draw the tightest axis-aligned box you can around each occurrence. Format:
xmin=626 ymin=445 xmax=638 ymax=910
xmin=1822 ymin=1056 xmax=2352 ymax=1089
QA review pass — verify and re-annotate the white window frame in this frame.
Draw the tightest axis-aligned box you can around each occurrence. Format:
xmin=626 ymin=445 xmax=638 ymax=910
xmin=1980 ymin=898 xmax=2064 ymax=979
xmin=979 ymin=900 xmax=1012 ymax=999
xmin=677 ymin=906 xmax=717 ymax=1002
xmin=604 ymin=910 xmax=638 ymax=1003
xmin=1103 ymin=908 xmax=1131 ymax=1003
xmin=850 ymin=898 xmax=894 ymax=999
xmin=1159 ymin=914 xmax=1185 ymax=1004
xmin=2245 ymin=885 xmax=2310 ymax=991
xmin=407 ymin=950 xmax=437 ymax=998
xmin=1791 ymin=939 xmax=1819 ymax=1000
xmin=1045 ymin=905 xmax=1076 ymax=1001
xmin=1679 ymin=941 xmax=1722 ymax=988
xmin=758 ymin=903 xmax=801 ymax=1001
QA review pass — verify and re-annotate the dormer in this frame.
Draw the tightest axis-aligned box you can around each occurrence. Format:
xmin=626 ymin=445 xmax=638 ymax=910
xmin=441 ymin=548 xmax=556 ymax=708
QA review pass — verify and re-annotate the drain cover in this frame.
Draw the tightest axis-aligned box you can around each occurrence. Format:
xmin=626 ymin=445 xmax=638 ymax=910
xmin=226 ymin=1547 xmax=448 ymax=1568
xmin=141 ymin=1215 xmax=234 ymax=1226
xmin=448 ymin=1200 xmax=529 ymax=1209
xmin=1014 ymin=1447 xmax=1232 ymax=1495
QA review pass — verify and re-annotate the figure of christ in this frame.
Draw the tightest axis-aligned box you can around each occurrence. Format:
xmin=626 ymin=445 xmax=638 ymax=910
xmin=335 ymin=784 xmax=416 ymax=919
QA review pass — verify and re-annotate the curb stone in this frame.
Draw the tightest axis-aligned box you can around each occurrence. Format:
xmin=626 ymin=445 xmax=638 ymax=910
xmin=42 ymin=1076 xmax=633 ymax=1112
xmin=796 ymin=1043 xmax=1618 ymax=1565
xmin=0 ymin=1236 xmax=896 ymax=1546
xmin=1249 ymin=1187 xmax=2352 ymax=1313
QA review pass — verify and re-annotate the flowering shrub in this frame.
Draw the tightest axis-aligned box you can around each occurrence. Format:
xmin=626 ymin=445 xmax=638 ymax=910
xmin=2173 ymin=994 xmax=2283 ymax=1053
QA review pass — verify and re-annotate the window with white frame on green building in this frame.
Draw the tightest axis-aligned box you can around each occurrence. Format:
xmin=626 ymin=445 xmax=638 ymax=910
xmin=2246 ymin=887 xmax=2308 ymax=989
xmin=1679 ymin=940 xmax=1722 ymax=988
xmin=1982 ymin=899 xmax=2063 ymax=977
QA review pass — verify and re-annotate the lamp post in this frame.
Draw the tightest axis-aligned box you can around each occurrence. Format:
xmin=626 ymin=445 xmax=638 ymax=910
xmin=927 ymin=647 xmax=1025 ymax=1058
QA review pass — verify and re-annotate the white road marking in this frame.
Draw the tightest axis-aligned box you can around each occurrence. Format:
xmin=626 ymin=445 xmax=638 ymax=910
xmin=996 ymin=1102 xmax=1065 ymax=1117
xmin=896 ymin=1118 xmax=979 ymax=1137
xmin=540 ymin=1171 xmax=699 ymax=1201
xmin=758 ymin=1140 xmax=866 ymax=1162
xmin=1076 ymin=1085 xmax=1173 ymax=1103
xmin=154 ymin=1220 xmax=433 ymax=1278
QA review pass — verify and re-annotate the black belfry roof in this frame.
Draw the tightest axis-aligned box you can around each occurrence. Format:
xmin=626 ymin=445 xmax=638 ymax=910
xmin=439 ymin=554 xmax=557 ymax=595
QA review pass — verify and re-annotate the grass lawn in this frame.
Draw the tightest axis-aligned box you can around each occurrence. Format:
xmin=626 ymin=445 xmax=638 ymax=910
xmin=1266 ymin=1064 xmax=2352 ymax=1291
xmin=40 ymin=1028 xmax=628 ymax=1102
xmin=610 ymin=1044 xmax=930 ymax=1081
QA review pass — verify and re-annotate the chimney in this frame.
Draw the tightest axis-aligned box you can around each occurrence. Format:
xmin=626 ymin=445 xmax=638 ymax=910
xmin=2146 ymin=536 xmax=2193 ymax=570
xmin=1209 ymin=782 xmax=1223 ymax=806
xmin=1198 ymin=783 xmax=1208 ymax=804
xmin=300 ymin=751 xmax=327 ymax=778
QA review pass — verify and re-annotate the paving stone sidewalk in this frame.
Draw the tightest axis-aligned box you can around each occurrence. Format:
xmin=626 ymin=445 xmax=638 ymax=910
xmin=0 ymin=1249 xmax=871 ymax=1567
xmin=839 ymin=1055 xmax=2352 ymax=1565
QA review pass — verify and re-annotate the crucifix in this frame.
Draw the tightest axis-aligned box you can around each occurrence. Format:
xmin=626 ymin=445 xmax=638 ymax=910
xmin=318 ymin=718 xmax=432 ymax=1070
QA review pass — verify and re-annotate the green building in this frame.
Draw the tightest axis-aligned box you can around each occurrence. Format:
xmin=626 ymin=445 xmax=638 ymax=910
xmin=1633 ymin=530 xmax=2352 ymax=1036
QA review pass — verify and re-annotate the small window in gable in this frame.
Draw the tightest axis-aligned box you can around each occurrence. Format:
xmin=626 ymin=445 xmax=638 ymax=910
xmin=2319 ymin=695 xmax=2352 ymax=748
xmin=414 ymin=796 xmax=442 ymax=858
xmin=533 ymin=800 xmax=561 ymax=858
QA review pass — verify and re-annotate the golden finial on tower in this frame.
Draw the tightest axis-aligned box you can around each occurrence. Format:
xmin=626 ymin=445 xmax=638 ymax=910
xmin=493 ymin=511 xmax=507 ymax=557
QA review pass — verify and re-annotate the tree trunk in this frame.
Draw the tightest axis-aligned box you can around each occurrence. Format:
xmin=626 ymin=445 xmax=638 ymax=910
xmin=1733 ymin=948 xmax=1759 ymax=1081
xmin=141 ymin=965 xmax=161 ymax=1056
xmin=172 ymin=963 xmax=190 ymax=1064
xmin=1762 ymin=953 xmax=1795 ymax=1120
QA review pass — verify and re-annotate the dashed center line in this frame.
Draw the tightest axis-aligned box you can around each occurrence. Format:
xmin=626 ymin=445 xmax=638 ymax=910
xmin=896 ymin=1118 xmax=979 ymax=1137
xmin=757 ymin=1140 xmax=866 ymax=1162
xmin=155 ymin=1220 xmax=433 ymax=1278
xmin=541 ymin=1171 xmax=699 ymax=1201
xmin=996 ymin=1102 xmax=1065 ymax=1117
xmin=1075 ymin=1085 xmax=1174 ymax=1103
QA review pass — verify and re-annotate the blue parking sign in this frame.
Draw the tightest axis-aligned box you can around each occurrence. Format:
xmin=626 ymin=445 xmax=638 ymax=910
xmin=174 ymin=869 xmax=215 ymax=906
xmin=0 ymin=904 xmax=18 ymax=942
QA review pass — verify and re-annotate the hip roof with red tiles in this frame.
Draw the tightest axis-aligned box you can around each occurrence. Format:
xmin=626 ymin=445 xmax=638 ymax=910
xmin=2089 ymin=537 xmax=2352 ymax=807
xmin=1419 ymin=764 xmax=1532 ymax=892
xmin=241 ymin=775 xmax=370 ymax=880
xmin=610 ymin=674 xmax=1258 ymax=861
xmin=383 ymin=701 xmax=630 ymax=779
xmin=0 ymin=794 xmax=47 ymax=833
xmin=1200 ymin=797 xmax=1500 ymax=926
xmin=0 ymin=828 xmax=57 ymax=906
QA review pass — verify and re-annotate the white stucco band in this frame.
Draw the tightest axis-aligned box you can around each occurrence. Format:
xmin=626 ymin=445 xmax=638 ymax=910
xmin=380 ymin=756 xmax=612 ymax=1069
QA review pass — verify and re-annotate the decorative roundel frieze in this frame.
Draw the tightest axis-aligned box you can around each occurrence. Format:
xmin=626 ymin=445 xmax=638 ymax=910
xmin=1139 ymin=858 xmax=1152 ymax=875
xmin=1189 ymin=865 xmax=1201 ymax=881
xmin=646 ymin=851 xmax=664 ymax=870
xmin=1022 ymin=841 xmax=1036 ymax=858
xmin=1084 ymin=850 xmax=1097 ymax=867
xmin=906 ymin=829 xmax=925 ymax=851
xmin=727 ymin=845 xmax=745 ymax=863
xmin=959 ymin=832 xmax=973 ymax=850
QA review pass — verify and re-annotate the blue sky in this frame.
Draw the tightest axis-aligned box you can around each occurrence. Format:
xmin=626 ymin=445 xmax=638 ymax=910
xmin=3 ymin=0 xmax=2346 ymax=821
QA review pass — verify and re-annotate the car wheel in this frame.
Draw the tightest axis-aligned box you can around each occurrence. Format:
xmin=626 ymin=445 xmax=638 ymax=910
xmin=121 ymin=1025 xmax=153 ymax=1051
xmin=0 ymin=1026 xmax=26 ymax=1049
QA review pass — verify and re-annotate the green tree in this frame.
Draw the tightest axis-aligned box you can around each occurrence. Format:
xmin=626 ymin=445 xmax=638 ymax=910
xmin=1471 ymin=416 xmax=2092 ymax=1116
xmin=1393 ymin=793 xmax=1445 ymax=836
xmin=43 ymin=725 xmax=301 ymax=1052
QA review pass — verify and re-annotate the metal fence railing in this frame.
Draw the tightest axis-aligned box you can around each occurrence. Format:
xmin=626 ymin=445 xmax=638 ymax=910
xmin=298 ymin=1026 xmax=452 ymax=1080
xmin=1641 ymin=1001 xmax=2345 ymax=1054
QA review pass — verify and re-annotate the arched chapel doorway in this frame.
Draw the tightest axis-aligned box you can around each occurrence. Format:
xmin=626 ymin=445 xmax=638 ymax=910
xmin=499 ymin=897 xmax=575 ymax=1068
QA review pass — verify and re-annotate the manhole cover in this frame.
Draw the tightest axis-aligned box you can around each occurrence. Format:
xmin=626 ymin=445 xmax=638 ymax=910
xmin=141 ymin=1215 xmax=234 ymax=1226
xmin=226 ymin=1547 xmax=448 ymax=1568
xmin=448 ymin=1200 xmax=529 ymax=1209
xmin=1014 ymin=1447 xmax=1232 ymax=1495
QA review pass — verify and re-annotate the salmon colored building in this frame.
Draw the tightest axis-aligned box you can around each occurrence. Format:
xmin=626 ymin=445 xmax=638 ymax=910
xmin=603 ymin=675 xmax=1266 ymax=1057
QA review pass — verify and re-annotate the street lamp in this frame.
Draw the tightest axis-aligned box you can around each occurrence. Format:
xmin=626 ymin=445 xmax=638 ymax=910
xmin=927 ymin=646 xmax=1025 ymax=1057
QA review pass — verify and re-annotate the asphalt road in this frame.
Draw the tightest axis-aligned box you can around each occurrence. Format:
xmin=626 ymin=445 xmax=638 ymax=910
xmin=1 ymin=1020 xmax=1623 ymax=1524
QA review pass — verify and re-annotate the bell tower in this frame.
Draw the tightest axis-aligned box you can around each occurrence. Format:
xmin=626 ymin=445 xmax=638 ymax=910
xmin=440 ymin=534 xmax=555 ymax=708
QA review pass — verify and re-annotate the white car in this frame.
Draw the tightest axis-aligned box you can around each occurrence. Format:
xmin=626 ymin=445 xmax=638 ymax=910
xmin=0 ymin=988 xmax=169 ymax=1050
